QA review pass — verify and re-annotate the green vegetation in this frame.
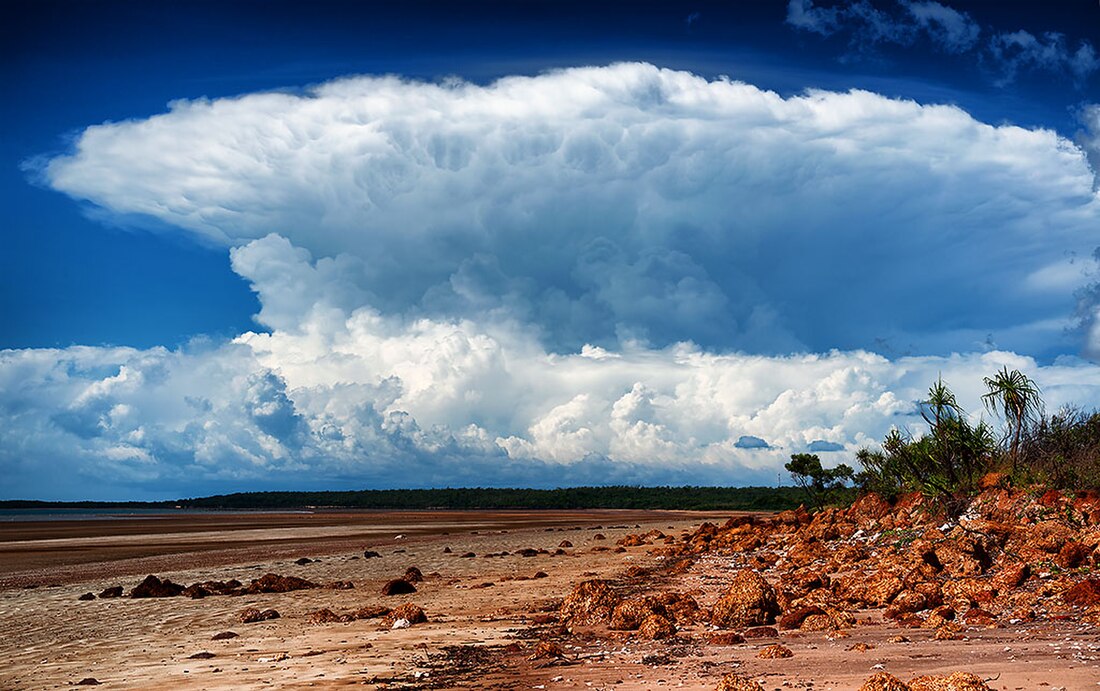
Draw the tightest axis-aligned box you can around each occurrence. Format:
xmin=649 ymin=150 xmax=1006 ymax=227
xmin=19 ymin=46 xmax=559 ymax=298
xmin=0 ymin=486 xmax=808 ymax=512
xmin=851 ymin=368 xmax=1100 ymax=507
xmin=783 ymin=453 xmax=855 ymax=510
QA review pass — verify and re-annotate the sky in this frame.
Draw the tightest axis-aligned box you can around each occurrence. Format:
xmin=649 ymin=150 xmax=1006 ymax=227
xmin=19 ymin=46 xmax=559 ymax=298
xmin=2 ymin=0 xmax=1100 ymax=500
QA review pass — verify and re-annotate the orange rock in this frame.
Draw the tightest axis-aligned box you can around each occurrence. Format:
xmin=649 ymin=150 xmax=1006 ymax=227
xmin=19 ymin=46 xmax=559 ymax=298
xmin=710 ymin=570 xmax=779 ymax=629
xmin=637 ymin=613 xmax=676 ymax=639
xmin=380 ymin=602 xmax=427 ymax=628
xmin=756 ymin=643 xmax=793 ymax=659
xmin=560 ymin=579 xmax=619 ymax=626
xmin=714 ymin=673 xmax=765 ymax=691
xmin=859 ymin=672 xmax=909 ymax=690
xmin=906 ymin=671 xmax=991 ymax=690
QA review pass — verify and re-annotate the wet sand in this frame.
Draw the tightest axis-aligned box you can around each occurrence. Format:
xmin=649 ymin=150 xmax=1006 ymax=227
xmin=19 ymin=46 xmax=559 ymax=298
xmin=1 ymin=509 xmax=1095 ymax=690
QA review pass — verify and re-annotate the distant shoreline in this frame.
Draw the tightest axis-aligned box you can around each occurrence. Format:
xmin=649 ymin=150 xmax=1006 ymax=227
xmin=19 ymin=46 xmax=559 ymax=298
xmin=0 ymin=485 xmax=806 ymax=512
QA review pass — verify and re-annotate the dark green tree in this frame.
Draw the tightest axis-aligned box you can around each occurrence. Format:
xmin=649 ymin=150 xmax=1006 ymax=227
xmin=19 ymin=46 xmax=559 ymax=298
xmin=785 ymin=453 xmax=854 ymax=510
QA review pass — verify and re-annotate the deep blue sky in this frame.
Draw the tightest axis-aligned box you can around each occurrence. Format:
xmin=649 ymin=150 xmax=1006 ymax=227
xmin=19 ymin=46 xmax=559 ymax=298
xmin=3 ymin=0 xmax=1097 ymax=350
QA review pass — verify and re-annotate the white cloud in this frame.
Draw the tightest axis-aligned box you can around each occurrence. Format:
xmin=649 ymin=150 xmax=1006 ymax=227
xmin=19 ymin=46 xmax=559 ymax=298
xmin=41 ymin=64 xmax=1100 ymax=358
xmin=4 ymin=234 xmax=1100 ymax=499
xmin=787 ymin=1 xmax=1095 ymax=86
xmin=10 ymin=64 xmax=1100 ymax=498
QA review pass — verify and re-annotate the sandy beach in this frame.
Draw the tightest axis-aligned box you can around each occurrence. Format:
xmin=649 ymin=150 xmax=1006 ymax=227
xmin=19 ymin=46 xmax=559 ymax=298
xmin=1 ymin=506 xmax=1098 ymax=690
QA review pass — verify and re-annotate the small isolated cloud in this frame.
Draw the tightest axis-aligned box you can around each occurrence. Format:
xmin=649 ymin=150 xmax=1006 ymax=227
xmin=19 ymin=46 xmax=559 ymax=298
xmin=808 ymin=439 xmax=845 ymax=452
xmin=735 ymin=435 xmax=771 ymax=449
xmin=787 ymin=0 xmax=1097 ymax=86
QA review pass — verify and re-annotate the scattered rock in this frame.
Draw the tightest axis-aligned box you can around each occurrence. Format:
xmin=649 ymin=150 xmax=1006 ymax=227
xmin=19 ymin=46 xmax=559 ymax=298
xmin=325 ymin=580 xmax=355 ymax=590
xmin=382 ymin=578 xmax=417 ymax=595
xmin=637 ymin=613 xmax=676 ymax=639
xmin=533 ymin=571 xmax=549 ymax=579
xmin=1063 ymin=578 xmax=1100 ymax=607
xmin=244 ymin=573 xmax=317 ymax=594
xmin=529 ymin=640 xmax=566 ymax=660
xmin=859 ymin=672 xmax=910 ymax=691
xmin=714 ymin=672 xmax=766 ymax=691
xmin=188 ymin=651 xmax=216 ymax=659
xmin=98 ymin=586 xmax=122 ymax=599
xmin=906 ymin=672 xmax=991 ymax=690
xmin=75 ymin=678 xmax=100 ymax=686
xmin=211 ymin=631 xmax=238 ymax=640
xmin=77 ymin=592 xmax=95 ymax=601
xmin=363 ymin=550 xmax=382 ymax=559
xmin=710 ymin=570 xmax=779 ymax=629
xmin=130 ymin=575 xmax=185 ymax=598
xmin=756 ymin=643 xmax=793 ymax=659
xmin=742 ymin=626 xmax=779 ymax=638
xmin=707 ymin=632 xmax=746 ymax=645
xmin=403 ymin=566 xmax=424 ymax=583
xmin=238 ymin=607 xmax=280 ymax=624
xmin=294 ymin=557 xmax=313 ymax=565
xmin=380 ymin=603 xmax=427 ymax=628
xmin=560 ymin=579 xmax=619 ymax=626
xmin=559 ymin=540 xmax=573 ymax=548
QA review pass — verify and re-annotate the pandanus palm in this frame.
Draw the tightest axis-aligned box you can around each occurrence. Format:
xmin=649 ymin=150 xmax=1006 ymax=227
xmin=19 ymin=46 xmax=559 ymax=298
xmin=981 ymin=367 xmax=1042 ymax=466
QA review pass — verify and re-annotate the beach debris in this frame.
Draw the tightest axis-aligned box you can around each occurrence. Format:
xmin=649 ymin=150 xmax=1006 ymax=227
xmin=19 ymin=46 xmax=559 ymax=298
xmin=858 ymin=672 xmax=909 ymax=691
xmin=756 ymin=643 xmax=793 ymax=659
xmin=558 ymin=540 xmax=573 ymax=548
xmin=382 ymin=578 xmax=417 ymax=595
xmin=710 ymin=570 xmax=779 ymax=629
xmin=714 ymin=673 xmax=765 ymax=691
xmin=130 ymin=574 xmax=185 ymax=598
xmin=443 ymin=546 xmax=452 ymax=553
xmin=244 ymin=573 xmax=317 ymax=594
xmin=211 ymin=631 xmax=238 ymax=640
xmin=238 ymin=607 xmax=280 ymax=623
xmin=380 ymin=603 xmax=427 ymax=628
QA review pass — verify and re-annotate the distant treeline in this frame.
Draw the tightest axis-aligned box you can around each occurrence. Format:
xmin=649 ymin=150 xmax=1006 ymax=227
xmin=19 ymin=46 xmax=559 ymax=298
xmin=1 ymin=486 xmax=806 ymax=512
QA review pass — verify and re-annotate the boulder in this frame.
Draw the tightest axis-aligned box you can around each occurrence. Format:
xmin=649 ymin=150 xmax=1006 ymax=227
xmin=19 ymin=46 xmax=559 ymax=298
xmin=77 ymin=593 xmax=95 ymax=601
xmin=714 ymin=673 xmax=765 ymax=691
xmin=710 ymin=570 xmax=779 ymax=629
xmin=637 ymin=613 xmax=676 ymax=639
xmin=560 ymin=579 xmax=619 ymax=626
xmin=244 ymin=573 xmax=317 ymax=594
xmin=380 ymin=602 xmax=427 ymax=628
xmin=1063 ymin=578 xmax=1100 ymax=607
xmin=238 ymin=607 xmax=279 ymax=623
xmin=130 ymin=575 xmax=185 ymax=598
xmin=403 ymin=566 xmax=424 ymax=583
xmin=756 ymin=643 xmax=793 ymax=658
xmin=859 ymin=672 xmax=910 ymax=691
xmin=382 ymin=578 xmax=417 ymax=596
xmin=906 ymin=672 xmax=991 ymax=690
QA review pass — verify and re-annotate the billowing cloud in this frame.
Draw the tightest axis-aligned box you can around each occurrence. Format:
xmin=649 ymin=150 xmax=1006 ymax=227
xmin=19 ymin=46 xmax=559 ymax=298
xmin=787 ymin=0 xmax=1097 ymax=86
xmin=3 ymin=233 xmax=1100 ymax=500
xmin=42 ymin=64 xmax=1100 ymax=358
xmin=8 ymin=64 xmax=1100 ymax=498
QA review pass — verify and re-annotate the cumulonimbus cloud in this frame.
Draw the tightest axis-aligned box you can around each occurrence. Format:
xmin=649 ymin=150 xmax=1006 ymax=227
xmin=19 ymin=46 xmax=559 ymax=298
xmin=42 ymin=63 xmax=1099 ymax=357
xmin=4 ymin=233 xmax=1100 ymax=500
xmin=7 ymin=63 xmax=1100 ymax=498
